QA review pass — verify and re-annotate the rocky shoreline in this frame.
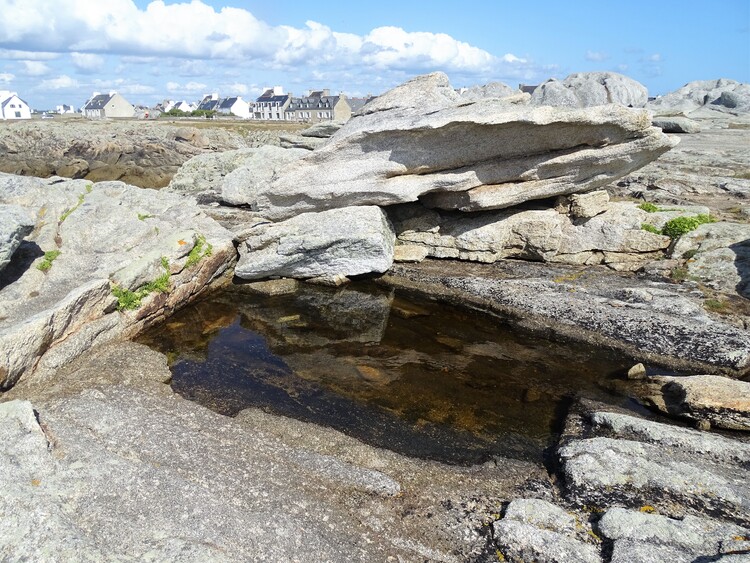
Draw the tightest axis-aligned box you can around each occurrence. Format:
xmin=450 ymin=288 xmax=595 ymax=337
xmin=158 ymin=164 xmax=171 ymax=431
xmin=2 ymin=72 xmax=750 ymax=561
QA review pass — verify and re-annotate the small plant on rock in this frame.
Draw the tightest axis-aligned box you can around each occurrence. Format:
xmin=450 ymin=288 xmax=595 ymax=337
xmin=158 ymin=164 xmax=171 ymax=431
xmin=36 ymin=250 xmax=61 ymax=272
xmin=641 ymin=223 xmax=661 ymax=234
xmin=638 ymin=202 xmax=660 ymax=213
xmin=185 ymin=234 xmax=213 ymax=268
xmin=111 ymin=257 xmax=171 ymax=311
xmin=661 ymin=215 xmax=714 ymax=239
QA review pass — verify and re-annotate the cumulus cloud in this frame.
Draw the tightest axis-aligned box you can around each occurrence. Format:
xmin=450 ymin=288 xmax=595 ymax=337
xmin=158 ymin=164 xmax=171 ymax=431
xmin=585 ymin=51 xmax=609 ymax=62
xmin=39 ymin=75 xmax=78 ymax=89
xmin=0 ymin=73 xmax=14 ymax=83
xmin=71 ymin=52 xmax=104 ymax=72
xmin=22 ymin=60 xmax=49 ymax=76
xmin=0 ymin=1 xmax=501 ymax=76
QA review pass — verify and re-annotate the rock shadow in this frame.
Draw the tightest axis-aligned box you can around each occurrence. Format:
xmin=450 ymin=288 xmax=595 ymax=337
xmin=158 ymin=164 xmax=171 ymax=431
xmin=0 ymin=241 xmax=43 ymax=291
xmin=730 ymin=240 xmax=750 ymax=298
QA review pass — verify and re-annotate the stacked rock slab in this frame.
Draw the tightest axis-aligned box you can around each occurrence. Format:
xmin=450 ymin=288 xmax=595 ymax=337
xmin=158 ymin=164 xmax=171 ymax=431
xmin=240 ymin=73 xmax=676 ymax=221
xmin=232 ymin=72 xmax=676 ymax=281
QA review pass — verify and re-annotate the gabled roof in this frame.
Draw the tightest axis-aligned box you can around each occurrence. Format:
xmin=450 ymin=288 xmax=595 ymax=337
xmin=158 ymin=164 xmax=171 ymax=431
xmin=346 ymin=97 xmax=375 ymax=113
xmin=197 ymin=98 xmax=221 ymax=111
xmin=256 ymin=91 xmax=291 ymax=104
xmin=219 ymin=97 xmax=240 ymax=109
xmin=83 ymin=94 xmax=112 ymax=110
xmin=286 ymin=95 xmax=341 ymax=111
xmin=0 ymin=93 xmax=28 ymax=108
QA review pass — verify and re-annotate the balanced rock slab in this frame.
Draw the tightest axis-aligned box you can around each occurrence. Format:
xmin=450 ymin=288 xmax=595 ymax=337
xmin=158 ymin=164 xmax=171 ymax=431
xmin=235 ymin=206 xmax=395 ymax=280
xmin=236 ymin=72 xmax=676 ymax=220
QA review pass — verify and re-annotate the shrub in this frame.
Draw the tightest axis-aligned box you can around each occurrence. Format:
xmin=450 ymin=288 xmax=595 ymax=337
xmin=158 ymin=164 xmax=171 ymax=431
xmin=661 ymin=215 xmax=714 ymax=239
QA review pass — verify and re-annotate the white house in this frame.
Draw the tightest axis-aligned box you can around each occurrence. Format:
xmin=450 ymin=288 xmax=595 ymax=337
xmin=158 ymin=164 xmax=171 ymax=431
xmin=0 ymin=91 xmax=31 ymax=120
xmin=82 ymin=92 xmax=135 ymax=119
xmin=217 ymin=96 xmax=251 ymax=119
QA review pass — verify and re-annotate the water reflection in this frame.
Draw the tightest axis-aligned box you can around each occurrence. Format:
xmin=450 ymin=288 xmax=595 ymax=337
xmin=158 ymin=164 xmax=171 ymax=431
xmin=138 ymin=282 xmax=636 ymax=464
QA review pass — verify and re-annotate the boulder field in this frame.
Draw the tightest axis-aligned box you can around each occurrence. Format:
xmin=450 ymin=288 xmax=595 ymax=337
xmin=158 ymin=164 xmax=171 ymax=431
xmin=2 ymin=71 xmax=750 ymax=561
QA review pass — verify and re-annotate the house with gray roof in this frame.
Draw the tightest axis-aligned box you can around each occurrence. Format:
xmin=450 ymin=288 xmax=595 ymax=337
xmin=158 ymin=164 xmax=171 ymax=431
xmin=82 ymin=92 xmax=134 ymax=119
xmin=254 ymin=87 xmax=292 ymax=120
xmin=217 ymin=96 xmax=251 ymax=119
xmin=284 ymin=89 xmax=356 ymax=123
xmin=0 ymin=91 xmax=31 ymax=120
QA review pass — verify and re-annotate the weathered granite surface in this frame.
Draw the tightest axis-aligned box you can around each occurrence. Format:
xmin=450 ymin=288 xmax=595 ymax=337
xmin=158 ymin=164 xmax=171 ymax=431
xmin=530 ymin=72 xmax=648 ymax=108
xmin=379 ymin=259 xmax=750 ymax=375
xmin=0 ymin=173 xmax=235 ymax=389
xmin=0 ymin=341 xmax=545 ymax=562
xmin=0 ymin=204 xmax=34 ymax=273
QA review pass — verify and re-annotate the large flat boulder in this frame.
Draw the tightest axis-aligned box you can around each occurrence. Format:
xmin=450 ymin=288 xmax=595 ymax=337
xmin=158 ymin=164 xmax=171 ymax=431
xmin=0 ymin=173 xmax=235 ymax=389
xmin=235 ymin=206 xmax=395 ymax=280
xmin=530 ymin=72 xmax=649 ymax=108
xmin=232 ymin=72 xmax=676 ymax=220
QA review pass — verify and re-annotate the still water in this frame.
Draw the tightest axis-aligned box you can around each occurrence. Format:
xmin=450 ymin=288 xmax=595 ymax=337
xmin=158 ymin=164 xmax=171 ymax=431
xmin=138 ymin=282 xmax=641 ymax=465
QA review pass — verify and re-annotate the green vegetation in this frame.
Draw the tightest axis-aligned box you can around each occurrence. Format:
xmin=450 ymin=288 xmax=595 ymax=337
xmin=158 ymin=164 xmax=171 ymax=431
xmin=185 ymin=234 xmax=213 ymax=268
xmin=137 ymin=213 xmax=154 ymax=221
xmin=670 ymin=267 xmax=690 ymax=282
xmin=36 ymin=250 xmax=61 ymax=272
xmin=682 ymin=249 xmax=698 ymax=260
xmin=661 ymin=214 xmax=714 ymax=239
xmin=641 ymin=214 xmax=715 ymax=239
xmin=111 ymin=256 xmax=171 ymax=311
xmin=59 ymin=192 xmax=86 ymax=223
xmin=705 ymin=298 xmax=727 ymax=312
xmin=161 ymin=108 xmax=217 ymax=119
xmin=638 ymin=202 xmax=660 ymax=213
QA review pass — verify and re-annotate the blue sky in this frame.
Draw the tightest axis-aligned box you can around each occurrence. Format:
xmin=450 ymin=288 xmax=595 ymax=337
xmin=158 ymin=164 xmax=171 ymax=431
xmin=0 ymin=0 xmax=747 ymax=110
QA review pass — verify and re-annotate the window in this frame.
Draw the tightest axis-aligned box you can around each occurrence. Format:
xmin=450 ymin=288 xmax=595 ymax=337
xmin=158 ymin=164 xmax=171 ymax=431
xmin=14 ymin=111 xmax=21 ymax=118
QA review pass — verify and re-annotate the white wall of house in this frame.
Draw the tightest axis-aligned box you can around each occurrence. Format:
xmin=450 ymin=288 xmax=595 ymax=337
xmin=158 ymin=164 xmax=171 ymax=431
xmin=0 ymin=92 xmax=31 ymax=120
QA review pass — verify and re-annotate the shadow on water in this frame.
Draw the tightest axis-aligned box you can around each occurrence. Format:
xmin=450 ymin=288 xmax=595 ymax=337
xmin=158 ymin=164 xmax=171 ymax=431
xmin=138 ymin=282 xmax=641 ymax=465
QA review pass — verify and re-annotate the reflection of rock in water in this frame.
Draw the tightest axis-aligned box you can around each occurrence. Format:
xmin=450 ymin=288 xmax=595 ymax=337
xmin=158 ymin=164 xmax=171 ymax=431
xmin=231 ymin=284 xmax=394 ymax=350
xmin=138 ymin=282 xmax=637 ymax=465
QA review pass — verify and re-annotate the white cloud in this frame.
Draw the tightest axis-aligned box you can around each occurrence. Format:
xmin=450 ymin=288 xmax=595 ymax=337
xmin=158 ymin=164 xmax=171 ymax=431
xmin=224 ymin=83 xmax=249 ymax=95
xmin=645 ymin=53 xmax=662 ymax=62
xmin=0 ymin=49 xmax=58 ymax=61
xmin=0 ymin=73 xmax=14 ymax=83
xmin=585 ymin=51 xmax=609 ymax=62
xmin=22 ymin=61 xmax=49 ymax=76
xmin=71 ymin=52 xmax=104 ymax=72
xmin=502 ymin=54 xmax=527 ymax=64
xmin=0 ymin=1 xmax=499 ymax=75
xmin=39 ymin=75 xmax=78 ymax=89
xmin=167 ymin=81 xmax=208 ymax=93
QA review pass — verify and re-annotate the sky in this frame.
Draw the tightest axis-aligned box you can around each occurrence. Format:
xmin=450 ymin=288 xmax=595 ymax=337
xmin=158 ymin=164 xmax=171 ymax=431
xmin=0 ymin=0 xmax=747 ymax=110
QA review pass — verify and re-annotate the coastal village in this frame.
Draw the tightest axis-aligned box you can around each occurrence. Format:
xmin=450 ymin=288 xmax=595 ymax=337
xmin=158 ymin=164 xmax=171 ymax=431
xmin=0 ymin=86 xmax=376 ymax=123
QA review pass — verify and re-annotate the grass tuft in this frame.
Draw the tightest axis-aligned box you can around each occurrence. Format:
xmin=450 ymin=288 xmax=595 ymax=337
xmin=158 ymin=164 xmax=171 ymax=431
xmin=36 ymin=250 xmax=61 ymax=272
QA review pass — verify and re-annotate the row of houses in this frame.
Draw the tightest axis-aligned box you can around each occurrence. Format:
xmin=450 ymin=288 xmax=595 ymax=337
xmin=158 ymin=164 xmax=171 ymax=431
xmin=0 ymin=86 xmax=374 ymax=122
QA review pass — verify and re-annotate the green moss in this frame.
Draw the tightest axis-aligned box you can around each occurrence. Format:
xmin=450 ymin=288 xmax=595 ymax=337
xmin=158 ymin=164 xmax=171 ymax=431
xmin=641 ymin=223 xmax=661 ymax=234
xmin=638 ymin=202 xmax=660 ymax=213
xmin=185 ymin=234 xmax=213 ymax=268
xmin=661 ymin=215 xmax=714 ymax=239
xmin=85 ymin=183 xmax=93 ymax=194
xmin=36 ymin=250 xmax=61 ymax=272
xmin=137 ymin=213 xmax=154 ymax=221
